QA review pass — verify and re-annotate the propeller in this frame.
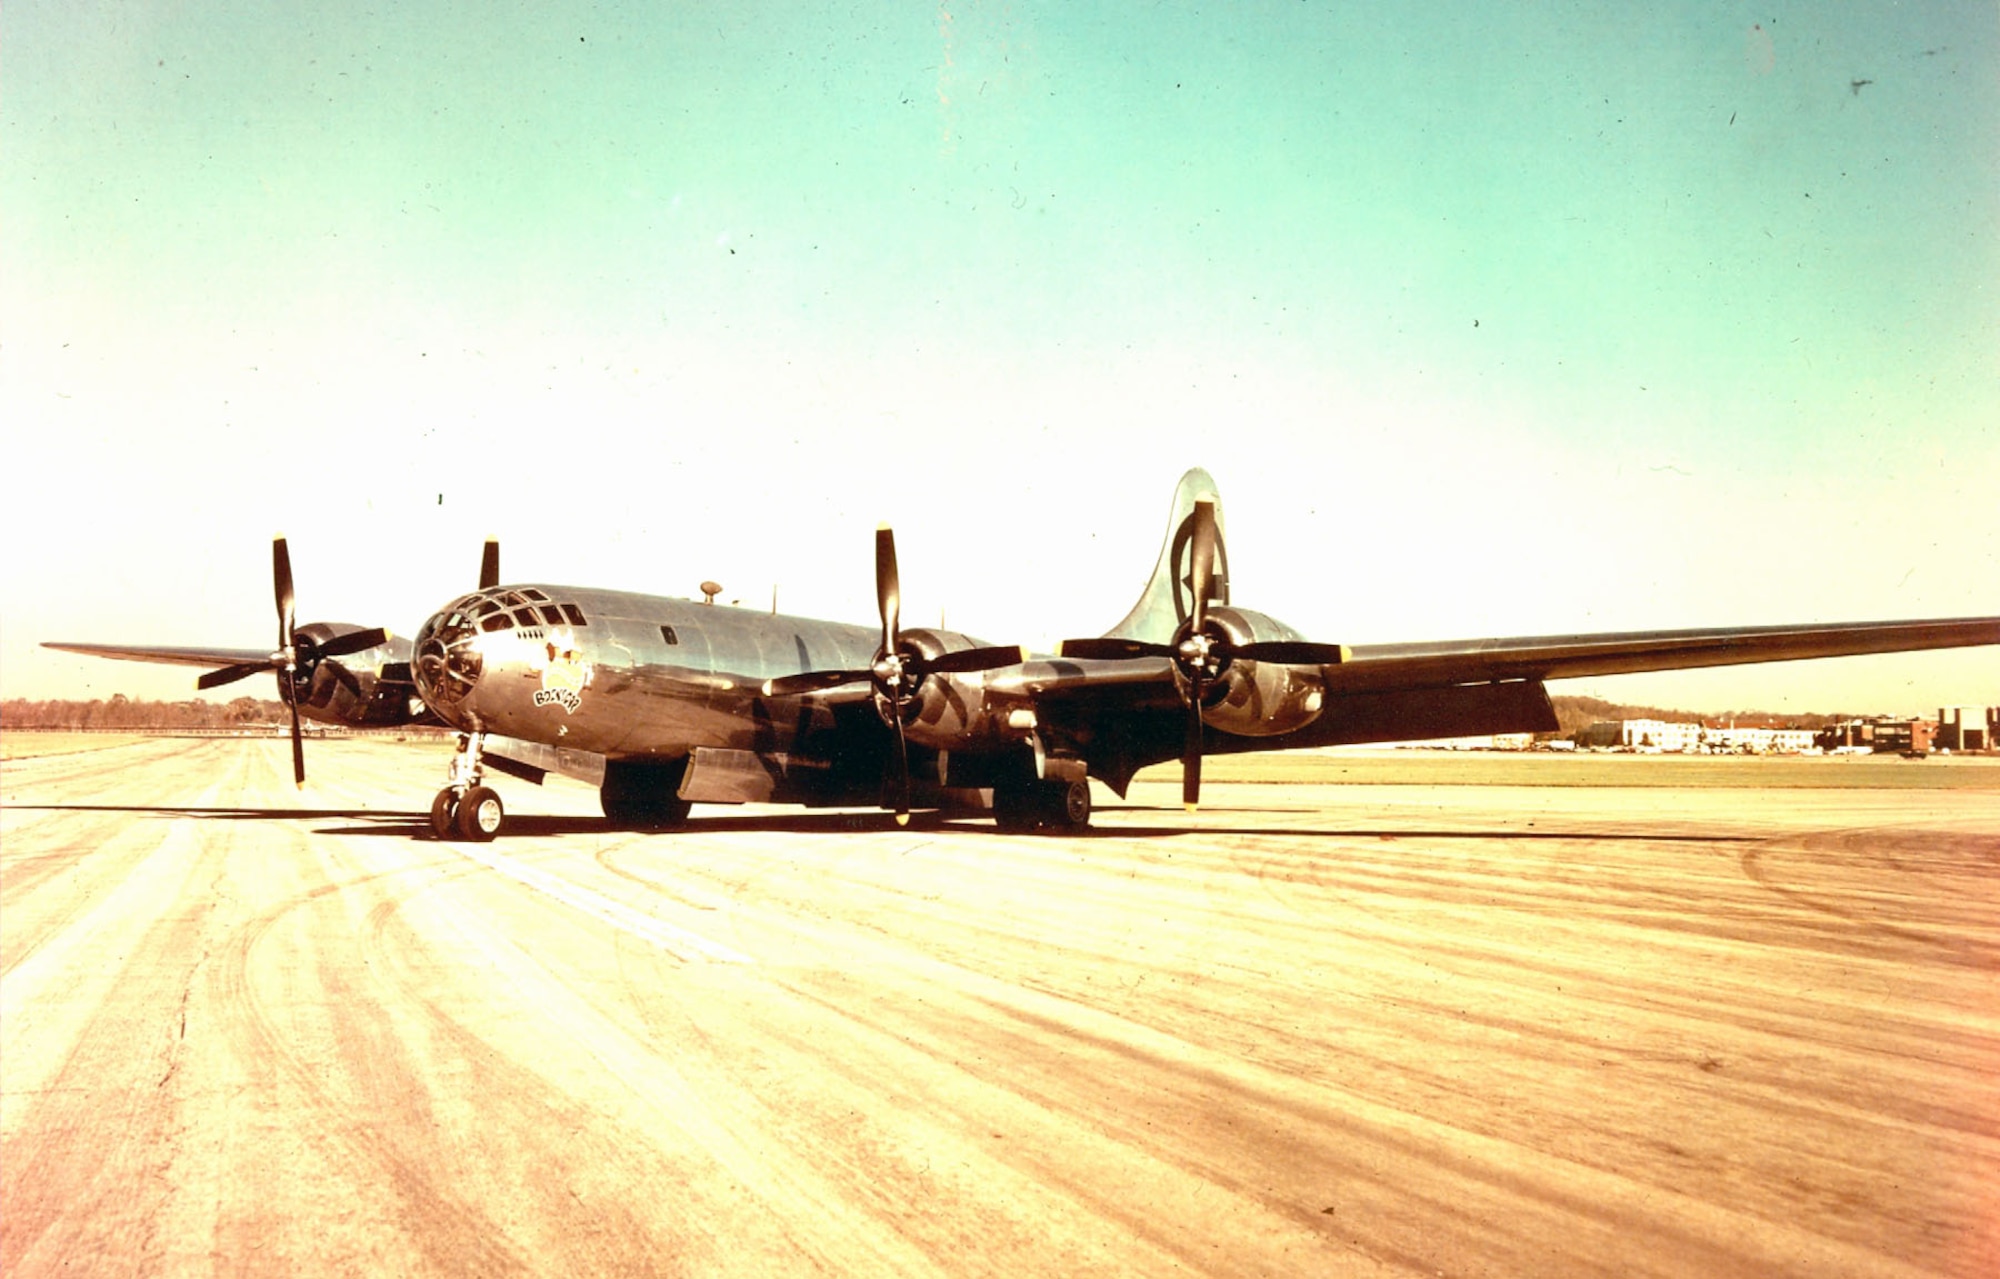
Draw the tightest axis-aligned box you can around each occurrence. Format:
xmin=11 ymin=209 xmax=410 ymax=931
xmin=761 ymin=525 xmax=1024 ymax=823
xmin=1055 ymin=499 xmax=1347 ymax=811
xmin=195 ymin=536 xmax=389 ymax=787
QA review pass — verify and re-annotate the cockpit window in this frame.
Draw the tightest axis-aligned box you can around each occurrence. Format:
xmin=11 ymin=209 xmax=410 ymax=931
xmin=561 ymin=603 xmax=587 ymax=627
xmin=539 ymin=604 xmax=564 ymax=625
xmin=480 ymin=613 xmax=513 ymax=632
xmin=512 ymin=607 xmax=539 ymax=626
xmin=522 ymin=588 xmax=550 ymax=602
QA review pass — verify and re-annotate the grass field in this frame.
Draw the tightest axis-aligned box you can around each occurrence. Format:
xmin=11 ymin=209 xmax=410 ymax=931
xmin=1137 ymin=747 xmax=2000 ymax=790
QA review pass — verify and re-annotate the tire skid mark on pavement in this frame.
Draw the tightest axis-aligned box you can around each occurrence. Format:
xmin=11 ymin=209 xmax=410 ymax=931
xmin=213 ymin=835 xmax=536 ymax=1277
xmin=446 ymin=840 xmax=752 ymax=964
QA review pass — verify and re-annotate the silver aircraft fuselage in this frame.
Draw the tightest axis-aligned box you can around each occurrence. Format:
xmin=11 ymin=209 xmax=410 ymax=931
xmin=412 ymin=584 xmax=899 ymax=759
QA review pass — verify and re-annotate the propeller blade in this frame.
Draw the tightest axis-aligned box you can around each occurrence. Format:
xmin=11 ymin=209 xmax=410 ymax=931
xmin=1229 ymin=640 xmax=1350 ymax=665
xmin=272 ymin=534 xmax=303 ymax=785
xmin=875 ymin=525 xmax=900 ymax=656
xmin=762 ymin=669 xmax=871 ymax=697
xmin=326 ymin=661 xmax=364 ymax=698
xmin=479 ymin=539 xmax=501 ymax=591
xmin=317 ymin=627 xmax=391 ymax=659
xmin=1189 ymin=499 xmax=1216 ymax=636
xmin=273 ymin=536 xmax=296 ymax=647
xmin=1056 ymin=637 xmax=1174 ymax=661
xmin=890 ymin=699 xmax=911 ymax=826
xmin=197 ymin=661 xmax=269 ymax=691
xmin=926 ymin=644 xmax=1029 ymax=675
xmin=288 ymin=696 xmax=305 ymax=788
xmin=1182 ymin=674 xmax=1205 ymax=811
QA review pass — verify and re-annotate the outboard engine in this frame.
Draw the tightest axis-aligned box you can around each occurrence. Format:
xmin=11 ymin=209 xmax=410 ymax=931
xmin=1194 ymin=608 xmax=1328 ymax=737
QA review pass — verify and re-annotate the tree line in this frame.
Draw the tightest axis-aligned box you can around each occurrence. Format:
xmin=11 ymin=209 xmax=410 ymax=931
xmin=3 ymin=696 xmax=293 ymax=730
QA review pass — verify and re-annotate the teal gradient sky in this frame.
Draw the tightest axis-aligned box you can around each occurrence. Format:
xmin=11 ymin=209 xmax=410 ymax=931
xmin=5 ymin=2 xmax=1995 ymax=714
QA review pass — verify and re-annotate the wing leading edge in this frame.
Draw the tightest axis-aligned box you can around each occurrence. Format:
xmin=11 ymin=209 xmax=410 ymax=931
xmin=42 ymin=641 xmax=277 ymax=670
xmin=1331 ymin=616 xmax=2000 ymax=694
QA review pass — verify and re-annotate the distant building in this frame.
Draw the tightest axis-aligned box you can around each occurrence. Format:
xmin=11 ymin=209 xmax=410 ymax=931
xmin=1817 ymin=720 xmax=1876 ymax=752
xmin=1708 ymin=725 xmax=1816 ymax=754
xmin=1580 ymin=718 xmax=1815 ymax=754
xmin=1868 ymin=718 xmax=1937 ymax=755
xmin=1579 ymin=718 xmax=1704 ymax=752
xmin=1936 ymin=706 xmax=1997 ymax=752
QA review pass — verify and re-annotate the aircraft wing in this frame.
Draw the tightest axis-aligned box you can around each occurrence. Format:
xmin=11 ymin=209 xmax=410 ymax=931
xmin=42 ymin=641 xmax=275 ymax=670
xmin=1328 ymin=616 xmax=2000 ymax=694
xmin=987 ymin=614 xmax=1998 ymax=794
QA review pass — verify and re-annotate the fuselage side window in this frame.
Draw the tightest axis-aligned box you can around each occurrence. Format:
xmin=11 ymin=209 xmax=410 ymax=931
xmin=660 ymin=625 xmax=679 ymax=645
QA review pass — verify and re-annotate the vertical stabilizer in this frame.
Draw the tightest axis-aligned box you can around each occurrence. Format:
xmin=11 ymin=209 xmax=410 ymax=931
xmin=1103 ymin=468 xmax=1229 ymax=643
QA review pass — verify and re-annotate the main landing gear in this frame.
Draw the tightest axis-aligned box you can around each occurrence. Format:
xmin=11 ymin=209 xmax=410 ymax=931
xmin=430 ymin=732 xmax=504 ymax=842
xmin=992 ymin=777 xmax=1092 ymax=834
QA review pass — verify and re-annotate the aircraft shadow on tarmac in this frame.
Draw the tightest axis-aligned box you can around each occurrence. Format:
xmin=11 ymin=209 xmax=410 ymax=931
xmin=14 ymin=802 xmax=1758 ymax=844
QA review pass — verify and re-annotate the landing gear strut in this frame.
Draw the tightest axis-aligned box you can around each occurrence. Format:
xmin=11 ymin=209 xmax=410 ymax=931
xmin=430 ymin=732 xmax=504 ymax=841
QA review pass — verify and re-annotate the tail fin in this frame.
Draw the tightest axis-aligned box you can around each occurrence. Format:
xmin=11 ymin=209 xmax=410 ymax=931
xmin=1103 ymin=468 xmax=1229 ymax=643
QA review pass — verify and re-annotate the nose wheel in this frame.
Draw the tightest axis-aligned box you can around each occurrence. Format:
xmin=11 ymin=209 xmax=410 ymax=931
xmin=430 ymin=732 xmax=505 ymax=841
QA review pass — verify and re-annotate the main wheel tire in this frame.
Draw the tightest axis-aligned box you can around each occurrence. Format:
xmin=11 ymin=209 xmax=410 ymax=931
xmin=429 ymin=788 xmax=459 ymax=839
xmin=992 ymin=786 xmax=1041 ymax=833
xmin=600 ymin=761 xmax=693 ymax=830
xmin=456 ymin=785 xmax=504 ymax=842
xmin=1043 ymin=778 xmax=1092 ymax=830
xmin=600 ymin=792 xmax=692 ymax=830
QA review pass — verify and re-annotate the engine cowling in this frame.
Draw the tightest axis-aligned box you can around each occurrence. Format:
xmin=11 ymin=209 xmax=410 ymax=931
xmin=1193 ymin=607 xmax=1328 ymax=737
xmin=292 ymin=622 xmax=426 ymax=727
xmin=881 ymin=627 xmax=1015 ymax=751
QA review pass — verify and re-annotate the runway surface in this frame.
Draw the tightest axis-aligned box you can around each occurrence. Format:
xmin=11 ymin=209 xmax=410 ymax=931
xmin=5 ymin=738 xmax=1996 ymax=1277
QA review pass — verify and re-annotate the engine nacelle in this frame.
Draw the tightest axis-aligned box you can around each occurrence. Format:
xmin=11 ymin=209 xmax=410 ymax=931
xmin=1197 ymin=607 xmax=1328 ymax=737
xmin=292 ymin=622 xmax=427 ymax=727
xmin=882 ymin=628 xmax=1015 ymax=751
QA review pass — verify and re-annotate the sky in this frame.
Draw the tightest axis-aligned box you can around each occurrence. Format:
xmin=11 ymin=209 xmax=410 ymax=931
xmin=4 ymin=1 xmax=1995 ymax=717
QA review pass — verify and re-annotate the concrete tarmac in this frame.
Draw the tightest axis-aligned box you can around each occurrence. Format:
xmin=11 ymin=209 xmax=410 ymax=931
xmin=4 ymin=738 xmax=1996 ymax=1277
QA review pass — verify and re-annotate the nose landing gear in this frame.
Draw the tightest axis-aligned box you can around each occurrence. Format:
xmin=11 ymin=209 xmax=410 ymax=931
xmin=430 ymin=732 xmax=505 ymax=841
